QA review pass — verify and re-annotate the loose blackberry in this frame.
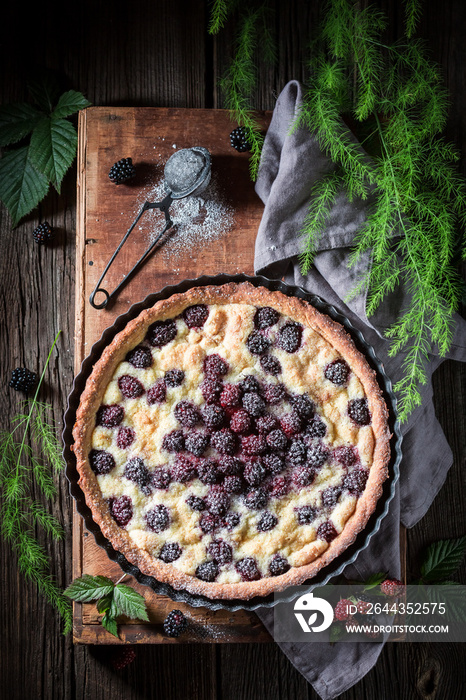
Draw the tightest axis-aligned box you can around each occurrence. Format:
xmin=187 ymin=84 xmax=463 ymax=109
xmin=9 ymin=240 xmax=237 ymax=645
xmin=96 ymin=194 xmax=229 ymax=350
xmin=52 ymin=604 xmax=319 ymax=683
xmin=242 ymin=392 xmax=265 ymax=417
xmin=241 ymin=434 xmax=267 ymax=456
xmin=146 ymin=319 xmax=177 ymax=347
xmin=182 ymin=304 xmax=209 ymax=328
xmin=203 ymin=353 xmax=229 ymax=378
xmin=292 ymin=466 xmax=316 ymax=488
xmin=262 ymin=382 xmax=287 ymax=405
xmin=96 ymin=404 xmax=124 ymax=428
xmin=124 ymin=457 xmax=151 ymax=493
xmin=186 ymin=494 xmax=206 ymax=511
xmin=217 ymin=455 xmax=242 ymax=476
xmin=321 ymin=486 xmax=341 ymax=508
xmin=197 ymin=459 xmax=220 ymax=484
xmin=201 ymin=404 xmax=225 ymax=429
xmin=348 ymin=398 xmax=371 ymax=426
xmin=286 ymin=438 xmax=307 ymax=467
xmin=290 ymin=393 xmax=315 ymax=419
xmin=185 ymin=431 xmax=210 ymax=457
xmin=334 ymin=599 xmax=353 ymax=622
xmin=199 ymin=511 xmax=220 ymax=534
xmin=269 ymin=475 xmax=290 ymax=498
xmin=257 ymin=511 xmax=278 ymax=532
xmin=254 ymin=306 xmax=280 ymax=329
xmin=280 ymin=411 xmax=302 ymax=437
xmin=110 ymin=646 xmax=137 ymax=670
xmin=196 ymin=561 xmax=219 ymax=582
xmin=243 ymin=458 xmax=267 ymax=486
xmin=32 ymin=221 xmax=54 ymax=244
xmin=162 ymin=429 xmax=185 ymax=453
xmin=236 ymin=557 xmax=261 ymax=581
xmin=246 ymin=331 xmax=271 ymax=356
xmin=263 ymin=452 xmax=285 ymax=475
xmin=266 ymin=428 xmax=288 ymax=452
xmin=223 ymin=474 xmax=244 ymax=494
xmin=223 ymin=512 xmax=240 ymax=530
xmin=255 ymin=414 xmax=278 ymax=434
xmin=171 ymin=454 xmax=197 ymax=482
xmin=210 ymin=428 xmax=236 ymax=455
xmin=269 ymin=553 xmax=290 ymax=577
xmin=152 ymin=467 xmax=172 ymax=489
xmin=126 ymin=345 xmax=152 ymax=369
xmin=164 ymin=368 xmax=185 ymax=387
xmin=116 ymin=426 xmax=135 ymax=450
xmin=260 ymin=355 xmax=282 ymax=376
xmin=295 ymin=505 xmax=318 ymax=525
xmin=118 ymin=374 xmax=145 ymax=399
xmin=343 ymin=468 xmax=369 ymax=495
xmin=109 ymin=157 xmax=136 ymax=184
xmin=229 ymin=125 xmax=251 ymax=152
xmin=381 ymin=578 xmax=405 ymax=596
xmin=159 ymin=542 xmax=182 ymax=563
xmin=174 ymin=400 xmax=202 ymax=428
xmin=163 ymin=609 xmax=188 ymax=638
xmin=238 ymin=375 xmax=260 ymax=394
xmin=317 ymin=521 xmax=338 ymax=542
xmin=220 ymin=383 xmax=242 ymax=409
xmin=334 ymin=445 xmax=358 ymax=467
xmin=276 ymin=322 xmax=303 ymax=353
xmin=205 ymin=485 xmax=230 ymax=515
xmin=207 ymin=539 xmax=233 ymax=565
xmin=244 ymin=487 xmax=268 ymax=510
xmin=306 ymin=441 xmax=329 ymax=468
xmin=306 ymin=417 xmax=327 ymax=438
xmin=89 ymin=449 xmax=116 ymax=475
xmin=147 ymin=380 xmax=167 ymax=405
xmin=9 ymin=367 xmax=37 ymax=394
xmin=324 ymin=359 xmax=350 ymax=386
xmin=201 ymin=377 xmax=224 ymax=404
xmin=146 ymin=504 xmax=169 ymax=532
xmin=230 ymin=409 xmax=252 ymax=434
xmin=109 ymin=495 xmax=133 ymax=527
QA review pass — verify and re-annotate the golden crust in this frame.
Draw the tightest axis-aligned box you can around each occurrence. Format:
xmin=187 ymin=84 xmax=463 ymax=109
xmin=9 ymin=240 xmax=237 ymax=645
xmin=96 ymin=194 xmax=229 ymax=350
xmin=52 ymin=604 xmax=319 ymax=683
xmin=72 ymin=282 xmax=391 ymax=600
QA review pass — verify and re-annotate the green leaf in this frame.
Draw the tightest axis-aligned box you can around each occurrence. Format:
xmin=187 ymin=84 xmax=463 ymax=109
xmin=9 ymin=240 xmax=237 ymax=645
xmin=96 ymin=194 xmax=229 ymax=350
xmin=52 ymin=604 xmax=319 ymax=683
xmin=96 ymin=593 xmax=113 ymax=614
xmin=52 ymin=90 xmax=91 ymax=119
xmin=112 ymin=583 xmax=149 ymax=621
xmin=0 ymin=103 xmax=42 ymax=146
xmin=364 ymin=572 xmax=387 ymax=590
xmin=329 ymin=624 xmax=344 ymax=643
xmin=421 ymin=537 xmax=466 ymax=583
xmin=102 ymin=611 xmax=119 ymax=638
xmin=0 ymin=144 xmax=49 ymax=226
xmin=63 ymin=574 xmax=115 ymax=602
xmin=29 ymin=116 xmax=77 ymax=192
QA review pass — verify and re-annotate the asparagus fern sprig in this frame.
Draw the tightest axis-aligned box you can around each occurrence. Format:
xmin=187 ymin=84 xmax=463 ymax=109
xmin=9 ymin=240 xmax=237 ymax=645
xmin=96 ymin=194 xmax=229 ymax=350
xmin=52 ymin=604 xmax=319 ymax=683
xmin=0 ymin=332 xmax=72 ymax=633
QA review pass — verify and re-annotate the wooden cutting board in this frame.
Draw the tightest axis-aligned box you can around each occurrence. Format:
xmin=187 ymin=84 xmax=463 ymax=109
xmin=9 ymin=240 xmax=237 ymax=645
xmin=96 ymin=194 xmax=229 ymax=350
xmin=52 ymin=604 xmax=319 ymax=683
xmin=73 ymin=106 xmax=274 ymax=644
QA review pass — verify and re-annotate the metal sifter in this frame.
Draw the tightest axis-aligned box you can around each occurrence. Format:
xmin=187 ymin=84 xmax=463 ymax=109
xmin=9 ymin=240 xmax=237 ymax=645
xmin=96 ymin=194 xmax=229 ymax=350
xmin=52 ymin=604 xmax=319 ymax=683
xmin=90 ymin=146 xmax=212 ymax=309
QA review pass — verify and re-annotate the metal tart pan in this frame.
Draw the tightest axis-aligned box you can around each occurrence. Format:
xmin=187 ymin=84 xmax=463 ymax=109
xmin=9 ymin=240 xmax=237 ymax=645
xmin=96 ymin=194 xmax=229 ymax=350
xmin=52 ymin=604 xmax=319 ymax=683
xmin=63 ymin=273 xmax=402 ymax=611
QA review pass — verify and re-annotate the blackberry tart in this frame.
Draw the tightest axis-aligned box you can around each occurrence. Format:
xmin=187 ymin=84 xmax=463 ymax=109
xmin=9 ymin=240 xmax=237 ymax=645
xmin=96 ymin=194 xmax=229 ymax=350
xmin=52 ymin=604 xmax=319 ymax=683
xmin=73 ymin=282 xmax=391 ymax=599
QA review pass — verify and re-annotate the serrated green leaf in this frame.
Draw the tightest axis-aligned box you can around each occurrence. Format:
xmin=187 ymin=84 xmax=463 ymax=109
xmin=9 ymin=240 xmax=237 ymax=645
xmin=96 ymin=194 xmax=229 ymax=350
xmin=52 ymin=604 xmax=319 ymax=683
xmin=0 ymin=144 xmax=49 ymax=226
xmin=112 ymin=583 xmax=149 ymax=621
xmin=29 ymin=116 xmax=77 ymax=192
xmin=0 ymin=103 xmax=43 ymax=146
xmin=421 ymin=537 xmax=466 ymax=583
xmin=52 ymin=90 xmax=91 ymax=119
xmin=96 ymin=593 xmax=113 ymax=614
xmin=102 ymin=611 xmax=119 ymax=638
xmin=364 ymin=572 xmax=387 ymax=590
xmin=63 ymin=574 xmax=115 ymax=602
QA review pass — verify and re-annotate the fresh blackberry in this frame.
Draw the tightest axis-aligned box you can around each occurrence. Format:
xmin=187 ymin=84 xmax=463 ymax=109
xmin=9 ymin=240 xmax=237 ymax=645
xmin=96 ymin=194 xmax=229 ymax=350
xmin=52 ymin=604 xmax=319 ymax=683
xmin=306 ymin=441 xmax=329 ymax=468
xmin=96 ymin=403 xmax=124 ymax=428
xmin=223 ymin=474 xmax=244 ymax=494
xmin=334 ymin=599 xmax=353 ymax=622
xmin=220 ymin=383 xmax=242 ymax=409
xmin=89 ymin=449 xmax=116 ymax=475
xmin=263 ymin=452 xmax=285 ymax=475
xmin=109 ymin=496 xmax=133 ymax=527
xmin=124 ymin=457 xmax=152 ymax=493
xmin=217 ymin=455 xmax=242 ymax=476
xmin=9 ymin=367 xmax=37 ymax=394
xmin=348 ymin=398 xmax=371 ymax=426
xmin=152 ymin=467 xmax=172 ymax=490
xmin=246 ymin=331 xmax=271 ymax=356
xmin=286 ymin=438 xmax=307 ymax=467
xmin=109 ymin=157 xmax=136 ymax=184
xmin=163 ymin=609 xmax=188 ymax=637
xmin=255 ymin=414 xmax=278 ymax=434
xmin=162 ymin=429 xmax=185 ymax=453
xmin=381 ymin=578 xmax=405 ymax=597
xmin=238 ymin=375 xmax=260 ymax=394
xmin=244 ymin=458 xmax=267 ymax=486
xmin=200 ymin=377 xmax=224 ymax=404
xmin=186 ymin=494 xmax=206 ymax=511
xmin=171 ymin=454 xmax=197 ymax=483
xmin=241 ymin=434 xmax=267 ymax=456
xmin=306 ymin=417 xmax=327 ymax=438
xmin=230 ymin=409 xmax=252 ymax=434
xmin=292 ymin=466 xmax=316 ymax=489
xmin=268 ymin=554 xmax=290 ymax=577
xmin=260 ymin=355 xmax=282 ymax=376
xmin=210 ymin=428 xmax=236 ymax=455
xmin=118 ymin=374 xmax=145 ymax=399
xmin=174 ymin=400 xmax=202 ymax=428
xmin=324 ymin=359 xmax=350 ymax=386
xmin=146 ymin=319 xmax=177 ymax=347
xmin=262 ymin=382 xmax=287 ymax=405
xmin=185 ymin=431 xmax=210 ymax=457
xmin=266 ymin=428 xmax=288 ymax=452
xmin=243 ymin=487 xmax=268 ymax=510
xmin=229 ymin=125 xmax=251 ymax=152
xmin=182 ymin=304 xmax=209 ymax=328
xmin=280 ymin=411 xmax=302 ymax=437
xmin=317 ymin=521 xmax=338 ymax=542
xmin=110 ymin=646 xmax=137 ymax=670
xmin=254 ymin=306 xmax=280 ymax=329
xmin=201 ymin=403 xmax=225 ymax=429
xmin=343 ymin=468 xmax=369 ymax=495
xmin=159 ymin=542 xmax=182 ymax=563
xmin=116 ymin=426 xmax=135 ymax=450
xmin=290 ymin=394 xmax=315 ymax=419
xmin=321 ymin=486 xmax=341 ymax=508
xmin=205 ymin=485 xmax=230 ymax=515
xmin=257 ymin=511 xmax=278 ymax=532
xmin=199 ymin=511 xmax=220 ymax=534
xmin=147 ymin=380 xmax=167 ymax=405
xmin=276 ymin=322 xmax=302 ymax=353
xmin=242 ymin=391 xmax=265 ymax=417
xmin=146 ymin=504 xmax=170 ymax=532
xmin=295 ymin=505 xmax=318 ymax=525
xmin=126 ymin=345 xmax=152 ymax=369
xmin=334 ymin=445 xmax=358 ymax=467
xmin=197 ymin=459 xmax=220 ymax=484
xmin=32 ymin=221 xmax=54 ymax=244
xmin=236 ymin=557 xmax=261 ymax=581
xmin=203 ymin=353 xmax=229 ymax=378
xmin=164 ymin=368 xmax=185 ymax=387
xmin=223 ymin=512 xmax=240 ymax=530
xmin=207 ymin=539 xmax=233 ymax=565
xmin=269 ymin=475 xmax=290 ymax=498
xmin=196 ymin=561 xmax=219 ymax=582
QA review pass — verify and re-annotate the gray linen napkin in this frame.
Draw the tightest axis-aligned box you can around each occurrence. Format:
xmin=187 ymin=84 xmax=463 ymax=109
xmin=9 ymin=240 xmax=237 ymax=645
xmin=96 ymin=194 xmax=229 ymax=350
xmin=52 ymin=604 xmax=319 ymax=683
xmin=253 ymin=80 xmax=466 ymax=699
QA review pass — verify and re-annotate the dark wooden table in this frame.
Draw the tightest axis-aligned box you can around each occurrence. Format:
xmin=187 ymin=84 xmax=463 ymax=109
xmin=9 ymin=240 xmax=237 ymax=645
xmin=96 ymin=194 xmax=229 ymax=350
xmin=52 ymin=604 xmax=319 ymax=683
xmin=1 ymin=1 xmax=465 ymax=698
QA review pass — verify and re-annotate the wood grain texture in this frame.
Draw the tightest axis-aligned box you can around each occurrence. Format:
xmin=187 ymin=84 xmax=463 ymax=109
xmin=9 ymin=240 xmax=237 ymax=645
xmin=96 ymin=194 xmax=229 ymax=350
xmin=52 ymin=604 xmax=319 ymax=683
xmin=0 ymin=0 xmax=465 ymax=698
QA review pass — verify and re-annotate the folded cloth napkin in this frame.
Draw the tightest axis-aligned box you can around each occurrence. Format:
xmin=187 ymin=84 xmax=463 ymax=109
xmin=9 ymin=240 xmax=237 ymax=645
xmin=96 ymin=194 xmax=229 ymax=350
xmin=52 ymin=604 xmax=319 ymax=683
xmin=253 ymin=80 xmax=466 ymax=699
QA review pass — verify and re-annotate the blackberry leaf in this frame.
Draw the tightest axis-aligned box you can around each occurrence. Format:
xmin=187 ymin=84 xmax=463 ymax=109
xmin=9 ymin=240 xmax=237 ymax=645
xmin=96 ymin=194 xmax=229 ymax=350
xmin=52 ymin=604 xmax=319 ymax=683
xmin=112 ymin=583 xmax=149 ymax=621
xmin=420 ymin=536 xmax=466 ymax=583
xmin=52 ymin=90 xmax=91 ymax=119
xmin=0 ymin=103 xmax=42 ymax=147
xmin=102 ymin=611 xmax=119 ymax=638
xmin=29 ymin=116 xmax=77 ymax=192
xmin=0 ymin=143 xmax=49 ymax=226
xmin=64 ymin=574 xmax=115 ymax=602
